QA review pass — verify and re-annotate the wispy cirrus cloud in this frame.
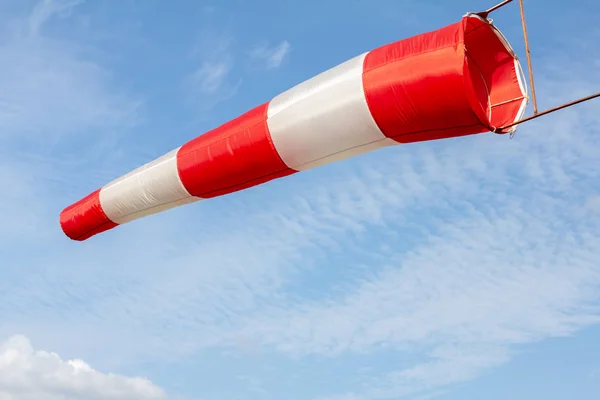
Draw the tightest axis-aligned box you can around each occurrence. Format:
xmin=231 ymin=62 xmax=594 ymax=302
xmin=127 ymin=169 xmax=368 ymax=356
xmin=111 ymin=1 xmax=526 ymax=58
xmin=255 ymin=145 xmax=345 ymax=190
xmin=191 ymin=60 xmax=232 ymax=94
xmin=236 ymin=181 xmax=600 ymax=399
xmin=187 ymin=34 xmax=290 ymax=106
xmin=185 ymin=26 xmax=242 ymax=110
xmin=249 ymin=40 xmax=291 ymax=69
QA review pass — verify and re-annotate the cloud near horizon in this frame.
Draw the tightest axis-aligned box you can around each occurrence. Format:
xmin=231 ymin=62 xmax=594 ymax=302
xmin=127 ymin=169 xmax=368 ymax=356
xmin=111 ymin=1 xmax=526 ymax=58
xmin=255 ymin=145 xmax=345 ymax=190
xmin=0 ymin=335 xmax=166 ymax=400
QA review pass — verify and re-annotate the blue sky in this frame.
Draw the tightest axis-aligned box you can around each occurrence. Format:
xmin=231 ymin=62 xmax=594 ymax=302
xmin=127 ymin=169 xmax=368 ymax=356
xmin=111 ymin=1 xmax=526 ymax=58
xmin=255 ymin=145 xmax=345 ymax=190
xmin=1 ymin=0 xmax=600 ymax=399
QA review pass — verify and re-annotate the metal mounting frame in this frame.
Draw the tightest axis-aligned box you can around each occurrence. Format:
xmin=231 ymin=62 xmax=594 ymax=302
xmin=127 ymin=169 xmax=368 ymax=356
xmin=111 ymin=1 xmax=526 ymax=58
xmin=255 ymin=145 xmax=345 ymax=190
xmin=477 ymin=0 xmax=600 ymax=134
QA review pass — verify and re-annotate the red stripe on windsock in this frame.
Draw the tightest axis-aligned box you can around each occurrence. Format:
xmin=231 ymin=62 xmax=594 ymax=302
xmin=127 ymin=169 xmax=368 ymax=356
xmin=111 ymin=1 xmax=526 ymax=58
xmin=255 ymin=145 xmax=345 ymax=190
xmin=59 ymin=189 xmax=118 ymax=241
xmin=177 ymin=102 xmax=296 ymax=198
xmin=362 ymin=20 xmax=488 ymax=143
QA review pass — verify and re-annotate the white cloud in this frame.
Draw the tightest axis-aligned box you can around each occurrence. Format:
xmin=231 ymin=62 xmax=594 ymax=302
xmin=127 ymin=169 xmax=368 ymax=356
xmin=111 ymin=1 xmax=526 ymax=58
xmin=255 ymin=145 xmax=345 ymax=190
xmin=249 ymin=40 xmax=290 ymax=69
xmin=0 ymin=335 xmax=166 ymax=400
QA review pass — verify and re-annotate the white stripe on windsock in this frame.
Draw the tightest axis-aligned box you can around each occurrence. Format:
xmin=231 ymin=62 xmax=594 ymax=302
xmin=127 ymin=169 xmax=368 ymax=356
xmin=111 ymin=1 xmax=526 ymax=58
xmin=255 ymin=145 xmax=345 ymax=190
xmin=266 ymin=52 xmax=397 ymax=171
xmin=99 ymin=148 xmax=198 ymax=225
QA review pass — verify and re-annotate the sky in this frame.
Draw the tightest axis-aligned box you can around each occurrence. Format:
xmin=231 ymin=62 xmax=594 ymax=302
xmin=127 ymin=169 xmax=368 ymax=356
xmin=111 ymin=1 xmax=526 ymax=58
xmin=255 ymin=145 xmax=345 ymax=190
xmin=0 ymin=0 xmax=599 ymax=399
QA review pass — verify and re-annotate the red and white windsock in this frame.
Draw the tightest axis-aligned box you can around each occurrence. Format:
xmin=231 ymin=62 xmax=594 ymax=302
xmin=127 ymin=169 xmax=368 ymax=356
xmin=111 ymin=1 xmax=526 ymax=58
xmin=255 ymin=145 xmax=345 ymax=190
xmin=60 ymin=13 xmax=528 ymax=241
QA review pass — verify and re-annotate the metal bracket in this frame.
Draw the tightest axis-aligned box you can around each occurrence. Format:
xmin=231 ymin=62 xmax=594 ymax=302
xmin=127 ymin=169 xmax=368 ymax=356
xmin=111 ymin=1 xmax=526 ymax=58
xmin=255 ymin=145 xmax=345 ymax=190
xmin=478 ymin=0 xmax=600 ymax=133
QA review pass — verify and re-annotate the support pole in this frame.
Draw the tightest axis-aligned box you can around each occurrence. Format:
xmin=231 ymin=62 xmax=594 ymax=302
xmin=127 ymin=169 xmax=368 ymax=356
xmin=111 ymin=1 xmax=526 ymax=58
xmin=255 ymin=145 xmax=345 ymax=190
xmin=518 ymin=0 xmax=538 ymax=115
xmin=482 ymin=0 xmax=515 ymax=16
xmin=495 ymin=92 xmax=600 ymax=132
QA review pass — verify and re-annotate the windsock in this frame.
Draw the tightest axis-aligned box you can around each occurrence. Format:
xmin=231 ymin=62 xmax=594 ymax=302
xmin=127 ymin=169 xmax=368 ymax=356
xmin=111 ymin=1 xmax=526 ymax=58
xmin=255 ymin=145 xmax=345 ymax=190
xmin=60 ymin=13 xmax=528 ymax=241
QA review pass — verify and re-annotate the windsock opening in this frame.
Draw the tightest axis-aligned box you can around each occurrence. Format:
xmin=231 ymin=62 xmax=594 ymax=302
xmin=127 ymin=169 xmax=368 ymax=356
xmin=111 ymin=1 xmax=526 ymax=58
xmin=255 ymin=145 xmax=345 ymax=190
xmin=461 ymin=14 xmax=528 ymax=134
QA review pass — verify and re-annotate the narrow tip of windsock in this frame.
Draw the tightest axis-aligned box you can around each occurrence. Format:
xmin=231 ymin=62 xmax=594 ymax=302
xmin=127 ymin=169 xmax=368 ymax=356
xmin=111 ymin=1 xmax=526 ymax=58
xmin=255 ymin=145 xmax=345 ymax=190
xmin=59 ymin=189 xmax=118 ymax=241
